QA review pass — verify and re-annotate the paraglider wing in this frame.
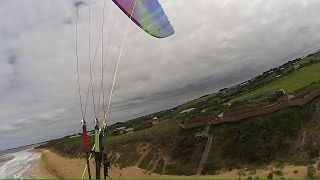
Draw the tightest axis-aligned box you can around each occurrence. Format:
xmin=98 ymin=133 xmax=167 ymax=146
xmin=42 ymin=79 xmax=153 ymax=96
xmin=112 ymin=0 xmax=175 ymax=38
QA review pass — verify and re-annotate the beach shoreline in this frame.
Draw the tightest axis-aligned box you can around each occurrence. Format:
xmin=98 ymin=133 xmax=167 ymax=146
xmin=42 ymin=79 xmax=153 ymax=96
xmin=29 ymin=148 xmax=312 ymax=179
xmin=29 ymin=149 xmax=164 ymax=179
xmin=0 ymin=148 xmax=39 ymax=179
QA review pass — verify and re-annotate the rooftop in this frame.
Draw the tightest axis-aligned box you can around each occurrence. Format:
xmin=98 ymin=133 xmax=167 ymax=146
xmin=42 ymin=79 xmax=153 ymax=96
xmin=114 ymin=127 xmax=126 ymax=131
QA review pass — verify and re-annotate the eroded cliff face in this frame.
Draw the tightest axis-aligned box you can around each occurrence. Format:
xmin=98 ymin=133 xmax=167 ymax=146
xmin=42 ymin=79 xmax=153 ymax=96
xmin=107 ymin=97 xmax=320 ymax=176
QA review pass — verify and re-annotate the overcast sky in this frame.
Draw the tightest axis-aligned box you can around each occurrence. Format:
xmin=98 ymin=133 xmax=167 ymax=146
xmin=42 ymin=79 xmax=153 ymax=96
xmin=1 ymin=0 xmax=320 ymax=150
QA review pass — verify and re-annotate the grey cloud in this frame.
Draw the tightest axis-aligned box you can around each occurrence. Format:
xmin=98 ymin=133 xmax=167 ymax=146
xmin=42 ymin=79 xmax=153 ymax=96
xmin=7 ymin=54 xmax=17 ymax=65
xmin=1 ymin=0 xmax=320 ymax=149
xmin=74 ymin=1 xmax=87 ymax=8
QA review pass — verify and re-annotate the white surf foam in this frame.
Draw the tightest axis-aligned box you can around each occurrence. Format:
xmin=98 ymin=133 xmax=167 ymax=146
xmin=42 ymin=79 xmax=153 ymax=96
xmin=0 ymin=149 xmax=39 ymax=178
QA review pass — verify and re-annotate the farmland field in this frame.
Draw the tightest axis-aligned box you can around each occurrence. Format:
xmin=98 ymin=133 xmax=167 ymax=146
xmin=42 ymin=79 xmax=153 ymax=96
xmin=232 ymin=63 xmax=320 ymax=101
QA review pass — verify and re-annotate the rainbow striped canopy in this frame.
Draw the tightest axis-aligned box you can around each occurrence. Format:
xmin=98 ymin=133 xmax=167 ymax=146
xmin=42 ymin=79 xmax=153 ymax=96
xmin=112 ymin=0 xmax=175 ymax=38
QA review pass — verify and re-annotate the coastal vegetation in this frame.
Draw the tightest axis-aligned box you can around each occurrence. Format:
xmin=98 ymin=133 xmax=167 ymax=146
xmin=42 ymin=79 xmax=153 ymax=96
xmin=40 ymin=50 xmax=320 ymax=176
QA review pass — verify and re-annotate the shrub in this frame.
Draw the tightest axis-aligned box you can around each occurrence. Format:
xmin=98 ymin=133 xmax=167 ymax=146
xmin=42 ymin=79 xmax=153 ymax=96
xmin=267 ymin=172 xmax=273 ymax=179
xmin=308 ymin=146 xmax=319 ymax=158
xmin=307 ymin=165 xmax=316 ymax=179
xmin=274 ymin=170 xmax=284 ymax=176
xmin=202 ymin=161 xmax=222 ymax=175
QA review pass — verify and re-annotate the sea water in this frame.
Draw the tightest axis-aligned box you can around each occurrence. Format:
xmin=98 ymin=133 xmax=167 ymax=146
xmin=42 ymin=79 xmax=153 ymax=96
xmin=0 ymin=145 xmax=41 ymax=178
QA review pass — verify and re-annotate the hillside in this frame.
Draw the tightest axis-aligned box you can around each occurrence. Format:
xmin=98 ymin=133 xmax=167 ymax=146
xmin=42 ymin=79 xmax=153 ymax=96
xmin=40 ymin=50 xmax=320 ymax=177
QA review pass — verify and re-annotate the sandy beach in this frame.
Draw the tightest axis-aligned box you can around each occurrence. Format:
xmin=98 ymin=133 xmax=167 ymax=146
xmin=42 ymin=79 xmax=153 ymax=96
xmin=29 ymin=149 xmax=166 ymax=179
xmin=28 ymin=149 xmax=312 ymax=179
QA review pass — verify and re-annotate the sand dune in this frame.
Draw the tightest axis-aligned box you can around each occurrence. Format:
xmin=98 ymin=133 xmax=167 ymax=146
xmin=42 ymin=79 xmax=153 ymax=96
xmin=29 ymin=149 xmax=310 ymax=179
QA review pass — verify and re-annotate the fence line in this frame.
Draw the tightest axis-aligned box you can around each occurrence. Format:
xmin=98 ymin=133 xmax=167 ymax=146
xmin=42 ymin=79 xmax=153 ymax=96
xmin=180 ymin=89 xmax=320 ymax=129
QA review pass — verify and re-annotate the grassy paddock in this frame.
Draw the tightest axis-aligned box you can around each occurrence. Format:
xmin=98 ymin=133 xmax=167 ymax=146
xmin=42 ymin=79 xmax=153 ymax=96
xmin=232 ymin=63 xmax=320 ymax=102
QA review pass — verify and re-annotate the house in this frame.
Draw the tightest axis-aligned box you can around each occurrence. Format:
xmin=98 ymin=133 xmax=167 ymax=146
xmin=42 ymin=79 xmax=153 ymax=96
xmin=69 ymin=134 xmax=81 ymax=139
xmin=87 ymin=132 xmax=94 ymax=136
xmin=77 ymin=131 xmax=94 ymax=137
xmin=276 ymin=89 xmax=286 ymax=95
xmin=218 ymin=113 xmax=224 ymax=118
xmin=287 ymin=95 xmax=296 ymax=99
xmin=113 ymin=127 xmax=135 ymax=136
xmin=240 ymin=82 xmax=248 ymax=86
xmin=180 ymin=108 xmax=196 ymax=115
xmin=143 ymin=117 xmax=160 ymax=128
xmin=125 ymin=128 xmax=134 ymax=134
xmin=113 ymin=127 xmax=126 ymax=135
xmin=294 ymin=65 xmax=301 ymax=70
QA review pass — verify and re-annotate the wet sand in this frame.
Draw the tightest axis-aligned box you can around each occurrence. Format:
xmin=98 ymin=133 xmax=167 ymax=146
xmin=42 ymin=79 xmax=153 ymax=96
xmin=29 ymin=149 xmax=310 ymax=179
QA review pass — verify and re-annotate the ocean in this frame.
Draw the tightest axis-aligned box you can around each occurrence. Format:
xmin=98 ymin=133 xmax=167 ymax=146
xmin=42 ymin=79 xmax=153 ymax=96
xmin=0 ymin=144 xmax=43 ymax=178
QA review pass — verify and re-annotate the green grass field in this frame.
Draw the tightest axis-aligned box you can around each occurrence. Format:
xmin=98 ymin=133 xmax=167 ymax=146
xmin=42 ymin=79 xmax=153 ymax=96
xmin=231 ymin=63 xmax=320 ymax=102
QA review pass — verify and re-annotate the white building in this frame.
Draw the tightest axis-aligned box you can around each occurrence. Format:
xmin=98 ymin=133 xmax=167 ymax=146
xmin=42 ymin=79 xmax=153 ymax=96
xmin=180 ymin=108 xmax=196 ymax=115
